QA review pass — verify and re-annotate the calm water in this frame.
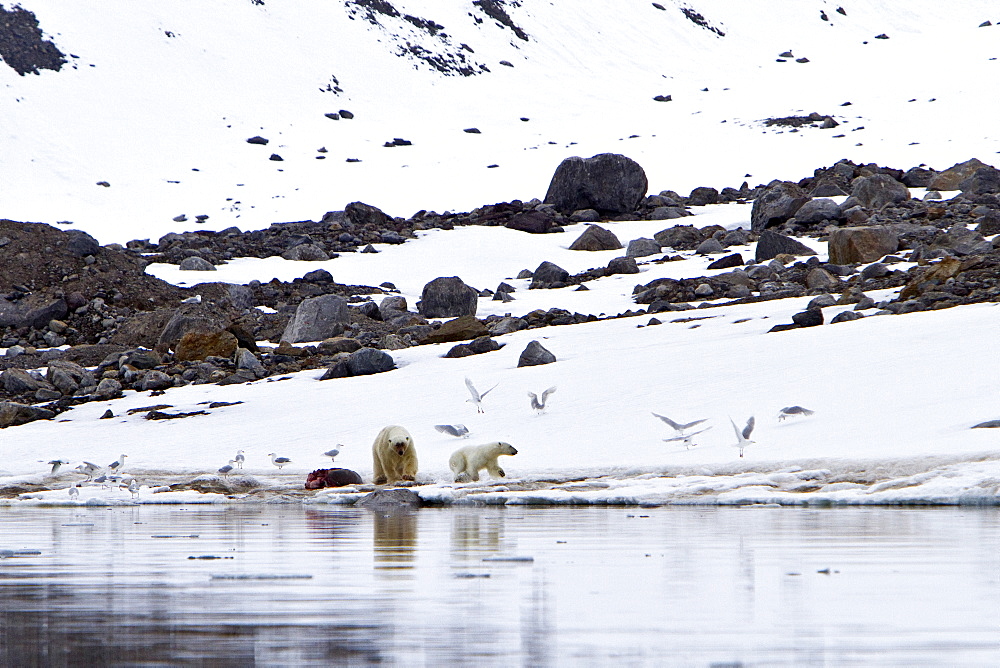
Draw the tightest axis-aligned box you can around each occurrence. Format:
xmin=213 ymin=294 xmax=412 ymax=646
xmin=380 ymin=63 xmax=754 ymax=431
xmin=1 ymin=504 xmax=999 ymax=666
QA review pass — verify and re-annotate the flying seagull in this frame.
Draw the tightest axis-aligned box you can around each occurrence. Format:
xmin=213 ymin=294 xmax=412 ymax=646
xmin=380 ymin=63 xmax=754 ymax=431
xmin=75 ymin=462 xmax=102 ymax=481
xmin=730 ymin=416 xmax=756 ymax=458
xmin=48 ymin=460 xmax=70 ymax=475
xmin=662 ymin=426 xmax=712 ymax=449
xmin=528 ymin=387 xmax=557 ymax=414
xmin=435 ymin=424 xmax=470 ymax=438
xmin=234 ymin=450 xmax=245 ymax=469
xmin=268 ymin=453 xmax=292 ymax=470
xmin=778 ymin=406 xmax=815 ymax=421
xmin=324 ymin=446 xmax=343 ymax=462
xmin=652 ymin=413 xmax=708 ymax=436
xmin=465 ymin=377 xmax=499 ymax=414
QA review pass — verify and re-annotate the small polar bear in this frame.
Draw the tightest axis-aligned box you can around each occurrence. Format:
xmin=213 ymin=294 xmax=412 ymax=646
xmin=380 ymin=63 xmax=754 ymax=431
xmin=372 ymin=425 xmax=418 ymax=485
xmin=449 ymin=442 xmax=518 ymax=483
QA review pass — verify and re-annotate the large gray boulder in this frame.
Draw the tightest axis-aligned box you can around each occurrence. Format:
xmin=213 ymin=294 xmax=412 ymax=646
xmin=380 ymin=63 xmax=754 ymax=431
xmin=750 ymin=182 xmax=809 ymax=232
xmin=754 ymin=230 xmax=818 ymax=262
xmin=653 ymin=225 xmax=703 ymax=250
xmin=280 ymin=244 xmax=329 ymax=261
xmin=66 ymin=230 xmax=101 ymax=257
xmin=827 ymin=227 xmax=899 ymax=264
xmin=0 ymin=295 xmax=68 ymax=329
xmin=850 ymin=174 xmax=910 ymax=209
xmin=568 ymin=225 xmax=622 ymax=251
xmin=281 ymin=294 xmax=350 ymax=343
xmin=544 ymin=153 xmax=648 ymax=214
xmin=345 ymin=201 xmax=392 ymax=228
xmin=178 ymin=256 xmax=216 ymax=271
xmin=417 ymin=276 xmax=478 ymax=318
xmin=626 ymin=237 xmax=661 ymax=258
xmin=793 ymin=198 xmax=841 ymax=224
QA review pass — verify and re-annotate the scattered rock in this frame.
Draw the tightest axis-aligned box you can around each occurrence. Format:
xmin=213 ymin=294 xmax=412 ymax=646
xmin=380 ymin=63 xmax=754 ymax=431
xmin=755 ymin=230 xmax=818 ymax=262
xmin=281 ymin=294 xmax=350 ymax=343
xmin=750 ymin=181 xmax=810 ymax=232
xmin=517 ymin=340 xmax=556 ymax=367
xmin=418 ymin=277 xmax=479 ymax=318
xmin=568 ymin=224 xmax=622 ymax=251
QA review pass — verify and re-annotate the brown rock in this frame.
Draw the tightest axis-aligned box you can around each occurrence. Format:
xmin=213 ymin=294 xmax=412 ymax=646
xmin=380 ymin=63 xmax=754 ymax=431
xmin=927 ymin=158 xmax=988 ymax=191
xmin=827 ymin=227 xmax=898 ymax=264
xmin=317 ymin=337 xmax=362 ymax=354
xmin=420 ymin=315 xmax=489 ymax=344
xmin=174 ymin=330 xmax=239 ymax=362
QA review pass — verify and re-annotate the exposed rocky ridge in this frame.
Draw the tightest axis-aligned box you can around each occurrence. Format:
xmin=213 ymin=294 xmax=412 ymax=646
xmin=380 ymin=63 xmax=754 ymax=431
xmin=2 ymin=156 xmax=1000 ymax=429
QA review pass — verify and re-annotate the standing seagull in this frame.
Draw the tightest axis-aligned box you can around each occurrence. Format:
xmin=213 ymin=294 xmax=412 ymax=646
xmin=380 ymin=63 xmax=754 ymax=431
xmin=528 ymin=387 xmax=557 ymax=414
xmin=128 ymin=479 xmax=140 ymax=499
xmin=268 ymin=453 xmax=292 ymax=470
xmin=48 ymin=460 xmax=70 ymax=475
xmin=652 ymin=413 xmax=708 ymax=436
xmin=108 ymin=454 xmax=127 ymax=475
xmin=465 ymin=377 xmax=499 ymax=414
xmin=233 ymin=450 xmax=245 ymax=469
xmin=730 ymin=416 xmax=756 ymax=458
xmin=323 ymin=446 xmax=343 ymax=462
xmin=434 ymin=424 xmax=470 ymax=438
xmin=778 ymin=406 xmax=815 ymax=421
xmin=68 ymin=485 xmax=79 ymax=500
xmin=218 ymin=461 xmax=236 ymax=478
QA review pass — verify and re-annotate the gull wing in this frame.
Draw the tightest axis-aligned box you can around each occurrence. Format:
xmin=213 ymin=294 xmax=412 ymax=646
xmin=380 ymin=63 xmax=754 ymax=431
xmin=678 ymin=418 xmax=707 ymax=431
xmin=652 ymin=413 xmax=682 ymax=431
xmin=464 ymin=377 xmax=480 ymax=402
xmin=743 ymin=416 xmax=756 ymax=440
xmin=480 ymin=382 xmax=500 ymax=399
xmin=541 ymin=386 xmax=557 ymax=402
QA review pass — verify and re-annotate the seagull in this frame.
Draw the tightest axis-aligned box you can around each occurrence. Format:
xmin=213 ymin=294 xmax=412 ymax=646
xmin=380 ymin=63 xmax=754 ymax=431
xmin=730 ymin=416 xmax=756 ymax=458
xmin=181 ymin=294 xmax=202 ymax=304
xmin=465 ymin=377 xmax=499 ymax=414
xmin=68 ymin=485 xmax=79 ymax=500
xmin=268 ymin=453 xmax=292 ymax=469
xmin=218 ymin=461 xmax=236 ymax=478
xmin=323 ymin=445 xmax=344 ymax=462
xmin=48 ymin=460 xmax=70 ymax=475
xmin=108 ymin=454 xmax=127 ymax=474
xmin=778 ymin=406 xmax=815 ymax=421
xmin=662 ymin=426 xmax=712 ymax=449
xmin=234 ymin=450 xmax=245 ymax=469
xmin=434 ymin=424 xmax=470 ymax=438
xmin=127 ymin=479 xmax=140 ymax=499
xmin=75 ymin=462 xmax=102 ymax=481
xmin=528 ymin=387 xmax=557 ymax=414
xmin=93 ymin=474 xmax=110 ymax=488
xmin=652 ymin=413 xmax=708 ymax=436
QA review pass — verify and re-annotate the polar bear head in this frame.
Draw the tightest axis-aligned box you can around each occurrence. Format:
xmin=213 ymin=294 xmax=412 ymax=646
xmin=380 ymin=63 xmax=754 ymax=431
xmin=497 ymin=442 xmax=518 ymax=456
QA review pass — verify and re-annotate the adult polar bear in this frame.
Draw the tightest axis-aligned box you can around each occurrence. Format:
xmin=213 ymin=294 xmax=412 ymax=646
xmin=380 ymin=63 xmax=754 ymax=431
xmin=449 ymin=442 xmax=518 ymax=482
xmin=372 ymin=425 xmax=418 ymax=485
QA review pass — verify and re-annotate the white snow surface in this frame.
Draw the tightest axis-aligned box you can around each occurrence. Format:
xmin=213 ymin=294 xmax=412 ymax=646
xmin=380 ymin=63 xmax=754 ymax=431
xmin=2 ymin=1 xmax=1000 ymax=506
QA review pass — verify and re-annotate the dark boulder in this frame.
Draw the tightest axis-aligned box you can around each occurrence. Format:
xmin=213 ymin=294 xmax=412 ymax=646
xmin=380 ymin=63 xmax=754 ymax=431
xmin=346 ymin=348 xmax=395 ymax=376
xmin=606 ymin=256 xmax=639 ymax=275
xmin=755 ymin=230 xmax=818 ymax=262
xmin=505 ymin=211 xmax=556 ymax=234
xmin=418 ymin=276 xmax=478 ymax=318
xmin=543 ymin=153 xmax=648 ymax=214
xmin=530 ymin=261 xmax=569 ymax=288
xmin=850 ymin=174 xmax=910 ymax=209
xmin=568 ymin=224 xmax=622 ymax=251
xmin=653 ymin=225 xmax=703 ymax=250
xmin=517 ymin=340 xmax=556 ymax=367
xmin=420 ymin=315 xmax=489 ymax=344
xmin=750 ymin=181 xmax=809 ymax=232
xmin=345 ymin=201 xmax=392 ymax=228
xmin=358 ymin=487 xmax=423 ymax=507
xmin=65 ymin=230 xmax=101 ymax=257
xmin=687 ymin=186 xmax=720 ymax=206
xmin=707 ymin=253 xmax=744 ymax=270
xmin=959 ymin=166 xmax=1000 ymax=195
xmin=791 ymin=309 xmax=824 ymax=327
xmin=928 ymin=158 xmax=988 ymax=191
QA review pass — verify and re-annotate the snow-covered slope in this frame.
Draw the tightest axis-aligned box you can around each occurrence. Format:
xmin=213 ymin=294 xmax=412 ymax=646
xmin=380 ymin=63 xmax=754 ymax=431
xmin=3 ymin=1 xmax=998 ymax=243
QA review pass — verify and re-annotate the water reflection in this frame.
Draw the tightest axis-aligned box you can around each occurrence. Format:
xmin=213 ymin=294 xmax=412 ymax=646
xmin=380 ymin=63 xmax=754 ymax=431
xmin=0 ymin=505 xmax=999 ymax=665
